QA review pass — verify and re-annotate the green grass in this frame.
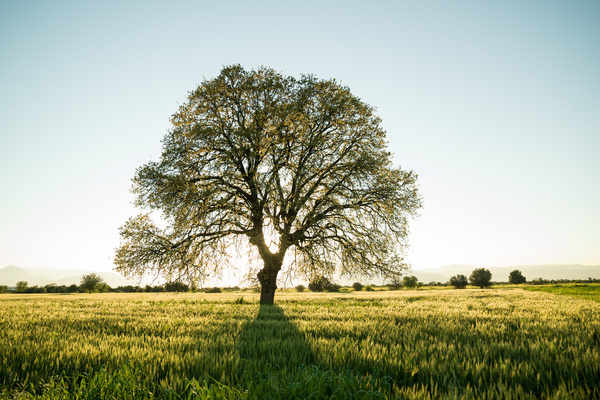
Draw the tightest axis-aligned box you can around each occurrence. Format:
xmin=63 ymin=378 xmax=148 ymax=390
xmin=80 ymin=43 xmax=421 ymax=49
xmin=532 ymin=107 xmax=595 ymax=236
xmin=1 ymin=289 xmax=599 ymax=399
xmin=522 ymin=283 xmax=600 ymax=302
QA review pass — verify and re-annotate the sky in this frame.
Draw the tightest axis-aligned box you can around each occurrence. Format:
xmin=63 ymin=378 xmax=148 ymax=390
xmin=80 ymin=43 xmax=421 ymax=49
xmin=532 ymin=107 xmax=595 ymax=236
xmin=1 ymin=0 xmax=599 ymax=284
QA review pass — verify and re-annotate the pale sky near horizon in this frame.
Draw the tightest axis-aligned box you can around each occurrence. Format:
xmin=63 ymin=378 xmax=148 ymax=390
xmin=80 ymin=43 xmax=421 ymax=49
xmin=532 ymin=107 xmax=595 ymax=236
xmin=1 ymin=1 xmax=599 ymax=284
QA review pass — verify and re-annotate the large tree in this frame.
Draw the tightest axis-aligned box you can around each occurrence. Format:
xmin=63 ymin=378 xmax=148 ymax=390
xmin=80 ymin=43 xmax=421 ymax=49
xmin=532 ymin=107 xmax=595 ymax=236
xmin=115 ymin=65 xmax=422 ymax=304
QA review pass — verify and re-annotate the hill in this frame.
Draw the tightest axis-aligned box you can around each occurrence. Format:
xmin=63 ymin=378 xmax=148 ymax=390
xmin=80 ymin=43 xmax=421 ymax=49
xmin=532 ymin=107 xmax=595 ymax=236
xmin=411 ymin=264 xmax=600 ymax=283
xmin=0 ymin=265 xmax=135 ymax=288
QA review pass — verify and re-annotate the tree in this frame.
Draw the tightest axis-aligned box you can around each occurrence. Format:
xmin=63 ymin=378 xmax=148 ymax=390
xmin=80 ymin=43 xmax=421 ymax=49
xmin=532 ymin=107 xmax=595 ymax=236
xmin=80 ymin=273 xmax=104 ymax=293
xmin=509 ymin=269 xmax=526 ymax=284
xmin=115 ymin=65 xmax=422 ymax=304
xmin=449 ymin=274 xmax=468 ymax=289
xmin=16 ymin=281 xmax=28 ymax=293
xmin=352 ymin=282 xmax=364 ymax=291
xmin=469 ymin=268 xmax=492 ymax=288
xmin=387 ymin=274 xmax=402 ymax=290
xmin=403 ymin=275 xmax=419 ymax=289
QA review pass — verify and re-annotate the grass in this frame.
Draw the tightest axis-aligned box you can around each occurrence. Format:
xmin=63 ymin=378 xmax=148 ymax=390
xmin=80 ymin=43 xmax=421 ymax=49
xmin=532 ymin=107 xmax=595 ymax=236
xmin=522 ymin=283 xmax=600 ymax=302
xmin=1 ymin=288 xmax=599 ymax=399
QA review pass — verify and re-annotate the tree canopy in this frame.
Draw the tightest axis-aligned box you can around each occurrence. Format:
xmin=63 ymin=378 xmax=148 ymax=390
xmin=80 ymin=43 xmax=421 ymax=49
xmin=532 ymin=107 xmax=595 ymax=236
xmin=115 ymin=65 xmax=422 ymax=304
xmin=469 ymin=268 xmax=493 ymax=289
xmin=80 ymin=273 xmax=104 ymax=293
xmin=509 ymin=269 xmax=526 ymax=285
xmin=449 ymin=274 xmax=468 ymax=289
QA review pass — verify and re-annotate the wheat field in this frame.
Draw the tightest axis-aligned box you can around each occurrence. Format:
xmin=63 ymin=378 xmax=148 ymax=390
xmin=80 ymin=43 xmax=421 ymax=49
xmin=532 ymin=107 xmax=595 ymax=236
xmin=1 ymin=288 xmax=599 ymax=399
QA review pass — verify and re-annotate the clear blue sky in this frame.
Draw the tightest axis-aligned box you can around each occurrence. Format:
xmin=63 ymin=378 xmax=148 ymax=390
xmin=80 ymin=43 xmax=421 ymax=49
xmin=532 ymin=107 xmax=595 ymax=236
xmin=1 ymin=1 xmax=599 ymax=280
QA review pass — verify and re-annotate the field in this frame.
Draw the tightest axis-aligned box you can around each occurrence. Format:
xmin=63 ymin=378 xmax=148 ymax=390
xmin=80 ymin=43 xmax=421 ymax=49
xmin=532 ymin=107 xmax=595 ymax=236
xmin=1 ymin=287 xmax=599 ymax=399
xmin=523 ymin=283 xmax=600 ymax=302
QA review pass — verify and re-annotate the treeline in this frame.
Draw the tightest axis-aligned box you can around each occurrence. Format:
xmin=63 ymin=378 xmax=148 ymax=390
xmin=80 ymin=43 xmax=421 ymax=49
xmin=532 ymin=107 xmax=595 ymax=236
xmin=1 ymin=275 xmax=598 ymax=295
xmin=0 ymin=280 xmax=243 ymax=294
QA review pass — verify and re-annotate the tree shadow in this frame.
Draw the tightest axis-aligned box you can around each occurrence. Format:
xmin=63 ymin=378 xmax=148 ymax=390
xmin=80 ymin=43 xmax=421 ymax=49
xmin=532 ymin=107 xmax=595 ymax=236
xmin=234 ymin=303 xmax=315 ymax=383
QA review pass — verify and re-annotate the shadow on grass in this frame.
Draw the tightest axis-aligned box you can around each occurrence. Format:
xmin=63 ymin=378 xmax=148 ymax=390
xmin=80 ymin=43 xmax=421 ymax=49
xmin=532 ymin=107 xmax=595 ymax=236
xmin=235 ymin=303 xmax=315 ymax=380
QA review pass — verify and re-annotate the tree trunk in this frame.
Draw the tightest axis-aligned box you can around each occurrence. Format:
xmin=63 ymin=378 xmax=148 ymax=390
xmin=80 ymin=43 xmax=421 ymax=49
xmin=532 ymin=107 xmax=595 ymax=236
xmin=257 ymin=257 xmax=282 ymax=305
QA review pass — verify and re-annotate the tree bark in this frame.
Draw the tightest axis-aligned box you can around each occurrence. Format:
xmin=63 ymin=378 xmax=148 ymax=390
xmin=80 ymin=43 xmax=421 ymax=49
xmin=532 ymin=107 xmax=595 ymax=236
xmin=257 ymin=256 xmax=283 ymax=305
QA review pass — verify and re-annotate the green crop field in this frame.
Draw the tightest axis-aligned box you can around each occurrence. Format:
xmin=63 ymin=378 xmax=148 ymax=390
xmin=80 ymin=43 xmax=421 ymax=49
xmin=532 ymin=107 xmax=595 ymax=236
xmin=1 ymin=288 xmax=599 ymax=399
xmin=523 ymin=283 xmax=600 ymax=302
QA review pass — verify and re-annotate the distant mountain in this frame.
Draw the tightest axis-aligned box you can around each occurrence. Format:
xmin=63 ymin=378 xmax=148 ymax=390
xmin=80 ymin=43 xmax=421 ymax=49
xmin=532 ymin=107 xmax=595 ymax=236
xmin=411 ymin=264 xmax=600 ymax=283
xmin=0 ymin=265 xmax=136 ymax=288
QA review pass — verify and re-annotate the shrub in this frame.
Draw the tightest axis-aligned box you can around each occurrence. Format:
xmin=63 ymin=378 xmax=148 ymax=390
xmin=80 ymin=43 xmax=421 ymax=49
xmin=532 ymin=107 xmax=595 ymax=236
xmin=469 ymin=268 xmax=493 ymax=288
xmin=352 ymin=282 xmax=364 ymax=291
xmin=449 ymin=274 xmax=468 ymax=289
xmin=364 ymin=285 xmax=375 ymax=291
xmin=165 ymin=281 xmax=189 ymax=292
xmin=295 ymin=285 xmax=306 ymax=292
xmin=205 ymin=287 xmax=222 ymax=293
xmin=327 ymin=284 xmax=342 ymax=292
xmin=0 ymin=285 xmax=8 ymax=294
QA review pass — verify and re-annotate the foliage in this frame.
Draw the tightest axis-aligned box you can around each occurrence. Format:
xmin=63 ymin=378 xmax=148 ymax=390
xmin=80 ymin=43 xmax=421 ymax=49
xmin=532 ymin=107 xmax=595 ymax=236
xmin=205 ymin=287 xmax=223 ymax=293
xmin=67 ymin=284 xmax=79 ymax=293
xmin=402 ymin=275 xmax=418 ymax=289
xmin=449 ymin=274 xmax=468 ymax=289
xmin=295 ymin=285 xmax=305 ymax=292
xmin=469 ymin=268 xmax=492 ymax=288
xmin=364 ymin=285 xmax=375 ymax=291
xmin=352 ymin=282 xmax=364 ymax=291
xmin=308 ymin=275 xmax=331 ymax=292
xmin=16 ymin=281 xmax=28 ymax=293
xmin=114 ymin=65 xmax=422 ymax=304
xmin=0 ymin=286 xmax=7 ymax=294
xmin=80 ymin=273 xmax=105 ymax=293
xmin=0 ymin=291 xmax=598 ymax=399
xmin=164 ymin=281 xmax=189 ymax=292
xmin=509 ymin=269 xmax=527 ymax=284
xmin=326 ymin=283 xmax=342 ymax=292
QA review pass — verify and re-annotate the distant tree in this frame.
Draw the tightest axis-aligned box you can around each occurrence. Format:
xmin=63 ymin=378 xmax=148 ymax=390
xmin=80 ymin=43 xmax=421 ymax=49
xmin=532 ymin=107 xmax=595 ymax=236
xmin=16 ymin=281 xmax=28 ymax=293
xmin=469 ymin=268 xmax=492 ymax=288
xmin=295 ymin=284 xmax=306 ymax=292
xmin=0 ymin=285 xmax=8 ymax=294
xmin=352 ymin=282 xmax=364 ymax=291
xmin=80 ymin=273 xmax=104 ymax=293
xmin=403 ymin=275 xmax=419 ymax=289
xmin=205 ymin=287 xmax=222 ymax=293
xmin=364 ymin=285 xmax=375 ymax=291
xmin=308 ymin=275 xmax=331 ymax=292
xmin=509 ymin=270 xmax=526 ymax=285
xmin=388 ymin=274 xmax=402 ymax=290
xmin=449 ymin=274 xmax=468 ymax=289
xmin=114 ymin=65 xmax=422 ymax=305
